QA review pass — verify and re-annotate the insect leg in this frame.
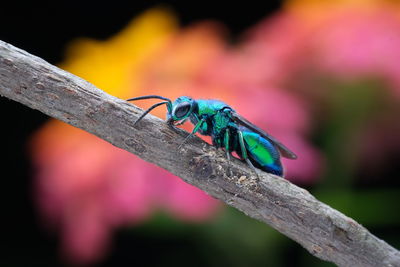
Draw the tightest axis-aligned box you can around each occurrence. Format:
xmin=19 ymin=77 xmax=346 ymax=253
xmin=174 ymin=118 xmax=188 ymax=126
xmin=178 ymin=118 xmax=205 ymax=149
xmin=237 ymin=130 xmax=260 ymax=180
xmin=224 ymin=128 xmax=233 ymax=177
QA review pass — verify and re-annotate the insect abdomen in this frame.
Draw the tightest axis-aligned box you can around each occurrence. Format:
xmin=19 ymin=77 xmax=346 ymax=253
xmin=242 ymin=131 xmax=283 ymax=176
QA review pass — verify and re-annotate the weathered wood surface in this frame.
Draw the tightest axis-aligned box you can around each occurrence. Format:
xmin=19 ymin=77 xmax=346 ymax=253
xmin=0 ymin=40 xmax=399 ymax=267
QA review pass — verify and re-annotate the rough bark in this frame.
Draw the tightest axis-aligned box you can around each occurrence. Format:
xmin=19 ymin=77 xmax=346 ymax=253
xmin=0 ymin=40 xmax=399 ymax=267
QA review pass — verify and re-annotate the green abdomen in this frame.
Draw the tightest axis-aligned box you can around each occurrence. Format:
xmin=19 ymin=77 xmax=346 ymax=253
xmin=242 ymin=131 xmax=283 ymax=176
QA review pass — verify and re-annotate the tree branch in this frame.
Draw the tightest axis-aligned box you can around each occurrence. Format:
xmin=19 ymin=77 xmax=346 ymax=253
xmin=0 ymin=40 xmax=399 ymax=267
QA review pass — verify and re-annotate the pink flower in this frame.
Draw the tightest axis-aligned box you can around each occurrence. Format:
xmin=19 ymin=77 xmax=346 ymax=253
xmin=32 ymin=121 xmax=220 ymax=264
xmin=244 ymin=1 xmax=400 ymax=97
xmin=236 ymin=0 xmax=400 ymax=178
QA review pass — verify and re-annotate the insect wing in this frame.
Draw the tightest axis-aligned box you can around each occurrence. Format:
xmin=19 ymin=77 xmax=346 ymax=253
xmin=231 ymin=112 xmax=297 ymax=159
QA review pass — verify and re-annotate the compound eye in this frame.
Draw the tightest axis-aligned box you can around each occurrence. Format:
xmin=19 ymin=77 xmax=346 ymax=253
xmin=174 ymin=102 xmax=191 ymax=118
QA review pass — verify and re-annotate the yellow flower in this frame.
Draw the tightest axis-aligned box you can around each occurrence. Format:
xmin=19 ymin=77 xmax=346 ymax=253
xmin=60 ymin=9 xmax=178 ymax=98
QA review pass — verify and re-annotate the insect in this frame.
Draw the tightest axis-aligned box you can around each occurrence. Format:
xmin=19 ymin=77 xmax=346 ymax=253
xmin=127 ymin=95 xmax=297 ymax=177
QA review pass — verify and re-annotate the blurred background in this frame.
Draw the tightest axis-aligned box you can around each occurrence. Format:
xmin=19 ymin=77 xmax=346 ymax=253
xmin=1 ymin=0 xmax=400 ymax=266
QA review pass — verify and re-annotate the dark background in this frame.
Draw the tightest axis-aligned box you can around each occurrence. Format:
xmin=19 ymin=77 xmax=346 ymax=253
xmin=0 ymin=1 xmax=283 ymax=266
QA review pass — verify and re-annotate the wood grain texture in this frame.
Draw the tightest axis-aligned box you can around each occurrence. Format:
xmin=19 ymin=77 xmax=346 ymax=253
xmin=0 ymin=40 xmax=399 ymax=267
